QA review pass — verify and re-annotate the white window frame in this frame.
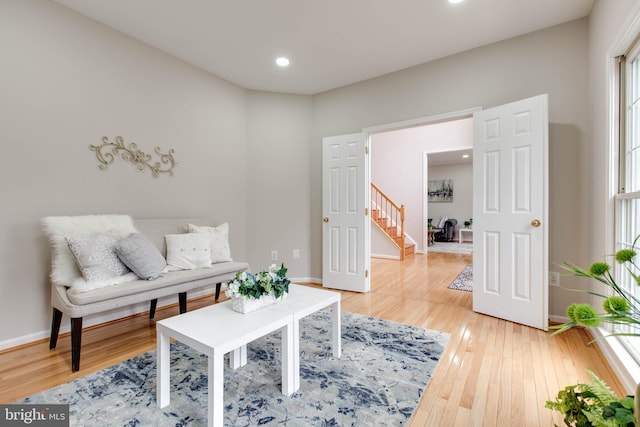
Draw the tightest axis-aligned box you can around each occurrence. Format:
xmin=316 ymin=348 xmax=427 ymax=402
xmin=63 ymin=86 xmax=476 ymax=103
xmin=614 ymin=47 xmax=640 ymax=362
xmin=601 ymin=7 xmax=640 ymax=393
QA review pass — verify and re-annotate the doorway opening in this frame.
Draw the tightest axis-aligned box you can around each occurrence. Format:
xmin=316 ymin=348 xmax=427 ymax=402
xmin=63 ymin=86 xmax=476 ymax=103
xmin=424 ymin=147 xmax=473 ymax=254
xmin=368 ymin=116 xmax=474 ymax=259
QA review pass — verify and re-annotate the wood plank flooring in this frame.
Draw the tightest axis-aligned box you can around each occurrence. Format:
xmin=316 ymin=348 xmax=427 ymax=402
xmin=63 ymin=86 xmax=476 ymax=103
xmin=0 ymin=252 xmax=625 ymax=425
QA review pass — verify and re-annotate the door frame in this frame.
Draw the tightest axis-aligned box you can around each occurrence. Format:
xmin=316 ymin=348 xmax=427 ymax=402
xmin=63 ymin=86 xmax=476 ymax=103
xmin=363 ymin=107 xmax=481 ymax=256
xmin=422 ymin=147 xmax=473 ymax=251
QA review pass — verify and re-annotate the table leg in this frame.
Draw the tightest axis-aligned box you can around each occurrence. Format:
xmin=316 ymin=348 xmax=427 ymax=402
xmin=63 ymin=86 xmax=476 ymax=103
xmin=281 ymin=323 xmax=295 ymax=395
xmin=156 ymin=330 xmax=170 ymax=408
xmin=292 ymin=319 xmax=300 ymax=391
xmin=230 ymin=345 xmax=247 ymax=369
xmin=332 ymin=301 xmax=342 ymax=357
xmin=209 ymin=351 xmax=224 ymax=427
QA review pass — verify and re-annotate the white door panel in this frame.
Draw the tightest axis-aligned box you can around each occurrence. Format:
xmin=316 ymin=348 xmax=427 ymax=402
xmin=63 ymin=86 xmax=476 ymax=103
xmin=473 ymin=94 xmax=548 ymax=330
xmin=322 ymin=133 xmax=370 ymax=292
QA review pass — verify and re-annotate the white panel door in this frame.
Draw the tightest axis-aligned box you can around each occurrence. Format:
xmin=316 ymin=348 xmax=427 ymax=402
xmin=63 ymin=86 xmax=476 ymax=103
xmin=472 ymin=94 xmax=548 ymax=330
xmin=322 ymin=133 xmax=370 ymax=292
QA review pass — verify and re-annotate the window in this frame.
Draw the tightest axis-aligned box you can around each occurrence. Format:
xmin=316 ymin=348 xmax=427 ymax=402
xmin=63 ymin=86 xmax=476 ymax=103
xmin=615 ymin=43 xmax=640 ymax=361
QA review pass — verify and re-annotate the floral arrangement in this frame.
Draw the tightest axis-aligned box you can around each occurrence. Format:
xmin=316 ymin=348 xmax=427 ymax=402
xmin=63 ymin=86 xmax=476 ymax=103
xmin=548 ymin=235 xmax=640 ymax=426
xmin=226 ymin=263 xmax=290 ymax=300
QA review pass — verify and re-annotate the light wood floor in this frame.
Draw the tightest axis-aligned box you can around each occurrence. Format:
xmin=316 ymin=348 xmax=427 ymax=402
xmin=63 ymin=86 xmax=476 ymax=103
xmin=0 ymin=252 xmax=625 ymax=426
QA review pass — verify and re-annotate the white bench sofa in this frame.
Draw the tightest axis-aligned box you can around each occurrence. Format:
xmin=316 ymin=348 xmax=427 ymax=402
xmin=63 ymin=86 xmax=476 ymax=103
xmin=41 ymin=215 xmax=250 ymax=372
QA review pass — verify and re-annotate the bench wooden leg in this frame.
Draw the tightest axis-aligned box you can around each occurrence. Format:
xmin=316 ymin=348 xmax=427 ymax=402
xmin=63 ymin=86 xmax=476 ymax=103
xmin=50 ymin=308 xmax=63 ymax=349
xmin=149 ymin=299 xmax=158 ymax=319
xmin=71 ymin=317 xmax=82 ymax=372
xmin=215 ymin=283 xmax=222 ymax=301
xmin=179 ymin=292 xmax=187 ymax=314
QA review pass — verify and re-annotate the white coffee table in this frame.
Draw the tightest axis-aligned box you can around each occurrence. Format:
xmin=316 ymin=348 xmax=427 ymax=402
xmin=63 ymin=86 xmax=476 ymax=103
xmin=459 ymin=228 xmax=473 ymax=243
xmin=156 ymin=284 xmax=341 ymax=427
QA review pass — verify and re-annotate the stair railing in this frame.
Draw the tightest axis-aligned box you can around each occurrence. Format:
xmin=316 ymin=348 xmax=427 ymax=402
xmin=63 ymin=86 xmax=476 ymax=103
xmin=371 ymin=182 xmax=406 ymax=260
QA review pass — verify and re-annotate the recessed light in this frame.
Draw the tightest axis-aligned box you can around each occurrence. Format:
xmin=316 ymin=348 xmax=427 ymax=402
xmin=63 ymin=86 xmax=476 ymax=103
xmin=462 ymin=154 xmax=470 ymax=159
xmin=276 ymin=57 xmax=290 ymax=67
xmin=448 ymin=0 xmax=465 ymax=3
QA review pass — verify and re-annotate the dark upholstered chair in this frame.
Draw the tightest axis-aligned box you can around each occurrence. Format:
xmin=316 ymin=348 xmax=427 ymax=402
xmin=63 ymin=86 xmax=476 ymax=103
xmin=435 ymin=219 xmax=457 ymax=242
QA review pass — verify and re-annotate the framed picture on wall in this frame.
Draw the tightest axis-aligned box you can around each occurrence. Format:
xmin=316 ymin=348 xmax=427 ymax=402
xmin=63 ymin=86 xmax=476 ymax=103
xmin=428 ymin=179 xmax=453 ymax=202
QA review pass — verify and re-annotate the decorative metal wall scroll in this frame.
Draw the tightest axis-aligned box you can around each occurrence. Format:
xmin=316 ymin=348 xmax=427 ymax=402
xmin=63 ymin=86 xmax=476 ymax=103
xmin=90 ymin=136 xmax=176 ymax=177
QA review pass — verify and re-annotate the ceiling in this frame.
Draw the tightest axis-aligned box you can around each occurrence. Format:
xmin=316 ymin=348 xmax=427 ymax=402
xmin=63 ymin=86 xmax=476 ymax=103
xmin=51 ymin=0 xmax=594 ymax=95
xmin=428 ymin=149 xmax=472 ymax=166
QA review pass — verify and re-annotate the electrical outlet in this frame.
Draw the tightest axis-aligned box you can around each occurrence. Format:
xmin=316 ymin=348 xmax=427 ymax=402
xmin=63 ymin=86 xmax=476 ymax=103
xmin=549 ymin=271 xmax=560 ymax=287
xmin=293 ymin=249 xmax=301 ymax=259
xmin=271 ymin=250 xmax=278 ymax=261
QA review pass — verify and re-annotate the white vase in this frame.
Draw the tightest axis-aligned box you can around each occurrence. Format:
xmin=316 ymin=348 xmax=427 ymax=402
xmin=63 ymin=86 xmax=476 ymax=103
xmin=230 ymin=291 xmax=287 ymax=314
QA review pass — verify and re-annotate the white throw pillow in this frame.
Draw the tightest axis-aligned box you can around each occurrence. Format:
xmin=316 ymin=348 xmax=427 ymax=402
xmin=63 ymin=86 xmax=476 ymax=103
xmin=165 ymin=233 xmax=212 ymax=270
xmin=186 ymin=223 xmax=233 ymax=263
xmin=438 ymin=216 xmax=448 ymax=229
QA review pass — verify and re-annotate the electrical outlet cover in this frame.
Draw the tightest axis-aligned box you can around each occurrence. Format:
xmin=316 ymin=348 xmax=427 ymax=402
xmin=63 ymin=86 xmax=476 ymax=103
xmin=549 ymin=271 xmax=560 ymax=287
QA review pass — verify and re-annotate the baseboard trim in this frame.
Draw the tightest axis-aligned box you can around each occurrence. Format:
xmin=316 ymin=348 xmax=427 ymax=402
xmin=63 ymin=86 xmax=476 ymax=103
xmin=589 ymin=327 xmax=640 ymax=394
xmin=547 ymin=314 xmax=639 ymax=394
xmin=371 ymin=253 xmax=401 ymax=260
xmin=0 ymin=287 xmax=216 ymax=353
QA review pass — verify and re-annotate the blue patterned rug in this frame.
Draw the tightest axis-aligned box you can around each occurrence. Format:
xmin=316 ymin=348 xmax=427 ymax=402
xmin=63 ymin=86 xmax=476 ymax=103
xmin=447 ymin=264 xmax=473 ymax=292
xmin=20 ymin=310 xmax=449 ymax=426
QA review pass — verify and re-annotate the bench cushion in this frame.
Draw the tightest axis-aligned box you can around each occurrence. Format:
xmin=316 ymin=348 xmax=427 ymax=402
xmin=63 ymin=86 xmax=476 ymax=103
xmin=67 ymin=261 xmax=247 ymax=306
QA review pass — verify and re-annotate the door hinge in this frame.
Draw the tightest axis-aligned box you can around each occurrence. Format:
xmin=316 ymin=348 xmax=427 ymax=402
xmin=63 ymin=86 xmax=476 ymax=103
xmin=365 ymin=208 xmax=368 ymax=216
xmin=365 ymin=146 xmax=369 ymax=154
xmin=365 ymin=269 xmax=369 ymax=278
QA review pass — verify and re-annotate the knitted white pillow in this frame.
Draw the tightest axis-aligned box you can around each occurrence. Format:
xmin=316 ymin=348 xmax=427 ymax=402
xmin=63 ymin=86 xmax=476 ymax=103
xmin=186 ymin=222 xmax=233 ymax=263
xmin=66 ymin=234 xmax=130 ymax=282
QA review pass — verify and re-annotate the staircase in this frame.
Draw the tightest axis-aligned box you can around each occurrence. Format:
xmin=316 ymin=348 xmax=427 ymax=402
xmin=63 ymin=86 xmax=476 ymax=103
xmin=371 ymin=183 xmax=415 ymax=260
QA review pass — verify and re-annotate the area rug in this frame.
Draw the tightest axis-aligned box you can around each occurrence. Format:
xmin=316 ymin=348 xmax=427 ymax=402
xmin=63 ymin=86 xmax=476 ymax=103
xmin=447 ymin=264 xmax=473 ymax=292
xmin=427 ymin=241 xmax=473 ymax=254
xmin=19 ymin=309 xmax=449 ymax=426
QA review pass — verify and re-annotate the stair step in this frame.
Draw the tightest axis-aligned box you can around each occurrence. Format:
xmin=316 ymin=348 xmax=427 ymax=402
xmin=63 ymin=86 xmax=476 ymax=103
xmin=404 ymin=243 xmax=415 ymax=257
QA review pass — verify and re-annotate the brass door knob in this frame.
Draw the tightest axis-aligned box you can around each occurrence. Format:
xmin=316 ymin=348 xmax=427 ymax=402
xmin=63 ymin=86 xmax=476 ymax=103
xmin=531 ymin=219 xmax=541 ymax=227
xmin=323 ymin=217 xmax=329 ymax=223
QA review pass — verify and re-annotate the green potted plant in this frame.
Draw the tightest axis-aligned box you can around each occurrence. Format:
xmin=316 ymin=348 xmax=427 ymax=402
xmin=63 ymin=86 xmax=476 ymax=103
xmin=548 ymin=235 xmax=640 ymax=426
xmin=464 ymin=218 xmax=473 ymax=228
xmin=546 ymin=369 xmax=635 ymax=426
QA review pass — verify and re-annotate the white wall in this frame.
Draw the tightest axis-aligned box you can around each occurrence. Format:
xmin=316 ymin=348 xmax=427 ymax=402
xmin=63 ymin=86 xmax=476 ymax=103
xmin=428 ymin=162 xmax=473 ymax=240
xmin=0 ymin=0 xmax=249 ymax=346
xmin=246 ymin=91 xmax=313 ymax=277
xmin=312 ymin=19 xmax=589 ymax=318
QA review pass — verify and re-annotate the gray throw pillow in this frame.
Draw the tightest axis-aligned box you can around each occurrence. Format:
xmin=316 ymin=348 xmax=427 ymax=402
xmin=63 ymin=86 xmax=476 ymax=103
xmin=115 ymin=233 xmax=167 ymax=280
